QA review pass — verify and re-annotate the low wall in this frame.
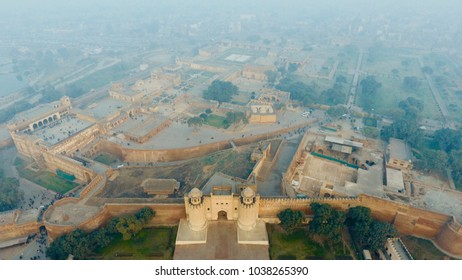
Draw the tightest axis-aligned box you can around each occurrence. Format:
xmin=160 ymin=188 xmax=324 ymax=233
xmin=0 ymin=221 xmax=41 ymax=243
xmin=45 ymin=202 xmax=185 ymax=240
xmin=88 ymin=121 xmax=316 ymax=163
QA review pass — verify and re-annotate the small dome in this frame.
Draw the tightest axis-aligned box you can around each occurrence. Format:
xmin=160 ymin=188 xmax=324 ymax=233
xmin=241 ymin=187 xmax=255 ymax=198
xmin=188 ymin=188 xmax=202 ymax=199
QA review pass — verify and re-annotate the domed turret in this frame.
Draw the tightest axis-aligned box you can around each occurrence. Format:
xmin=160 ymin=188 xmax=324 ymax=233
xmin=241 ymin=187 xmax=255 ymax=205
xmin=186 ymin=188 xmax=206 ymax=231
xmin=188 ymin=188 xmax=203 ymax=205
xmin=237 ymin=187 xmax=258 ymax=231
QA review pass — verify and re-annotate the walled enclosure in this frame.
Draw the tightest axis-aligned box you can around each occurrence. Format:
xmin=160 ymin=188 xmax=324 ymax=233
xmin=32 ymin=190 xmax=462 ymax=257
xmin=86 ymin=121 xmax=315 ymax=163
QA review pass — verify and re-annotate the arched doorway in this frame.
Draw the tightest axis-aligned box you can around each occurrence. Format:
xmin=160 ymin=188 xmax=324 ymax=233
xmin=217 ymin=210 xmax=228 ymax=221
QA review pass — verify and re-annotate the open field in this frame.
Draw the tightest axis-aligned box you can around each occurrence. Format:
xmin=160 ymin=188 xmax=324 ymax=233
xmin=96 ymin=227 xmax=176 ymax=260
xmin=358 ymin=50 xmax=441 ymax=119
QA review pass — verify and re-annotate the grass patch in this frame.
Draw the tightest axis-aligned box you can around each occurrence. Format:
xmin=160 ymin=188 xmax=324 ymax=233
xmin=400 ymin=235 xmax=453 ymax=260
xmin=93 ymin=153 xmax=119 ymax=166
xmin=267 ymin=224 xmax=351 ymax=260
xmin=96 ymin=227 xmax=177 ymax=260
xmin=204 ymin=114 xmax=229 ymax=129
xmin=16 ymin=158 xmax=78 ymax=194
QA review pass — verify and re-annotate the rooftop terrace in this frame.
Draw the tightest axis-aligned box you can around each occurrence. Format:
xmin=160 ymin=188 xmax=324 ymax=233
xmin=29 ymin=115 xmax=93 ymax=145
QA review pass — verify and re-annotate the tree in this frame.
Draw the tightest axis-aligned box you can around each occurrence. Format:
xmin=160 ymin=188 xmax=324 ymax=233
xmin=433 ymin=128 xmax=462 ymax=153
xmin=398 ymin=97 xmax=424 ymax=119
xmin=205 ymin=108 xmax=212 ymax=114
xmin=46 ymin=229 xmax=92 ymax=260
xmin=346 ymin=206 xmax=397 ymax=251
xmin=225 ymin=111 xmax=248 ymax=125
xmin=0 ymin=178 xmax=23 ymax=211
xmin=116 ymin=215 xmax=144 ymax=240
xmin=308 ymin=202 xmax=346 ymax=243
xmin=187 ymin=117 xmax=203 ymax=132
xmin=347 ymin=206 xmax=373 ymax=246
xmin=277 ymin=208 xmax=305 ymax=233
xmin=359 ymin=76 xmax=382 ymax=111
xmin=276 ymin=78 xmax=316 ymax=106
xmin=366 ymin=221 xmax=397 ymax=251
xmin=326 ymin=105 xmax=348 ymax=118
xmin=203 ymin=80 xmax=238 ymax=103
xmin=136 ymin=207 xmax=155 ymax=223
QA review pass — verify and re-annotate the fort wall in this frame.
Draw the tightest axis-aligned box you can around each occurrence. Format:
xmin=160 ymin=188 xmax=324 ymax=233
xmin=87 ymin=121 xmax=315 ymax=163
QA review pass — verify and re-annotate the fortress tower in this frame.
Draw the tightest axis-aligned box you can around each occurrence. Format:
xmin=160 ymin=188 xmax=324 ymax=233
xmin=237 ymin=187 xmax=259 ymax=231
xmin=185 ymin=188 xmax=207 ymax=231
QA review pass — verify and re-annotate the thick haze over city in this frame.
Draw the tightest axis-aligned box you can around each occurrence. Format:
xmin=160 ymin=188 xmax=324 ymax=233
xmin=2 ymin=0 xmax=462 ymax=263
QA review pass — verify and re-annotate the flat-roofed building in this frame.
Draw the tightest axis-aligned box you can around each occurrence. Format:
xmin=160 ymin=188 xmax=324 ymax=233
xmin=249 ymin=102 xmax=276 ymax=124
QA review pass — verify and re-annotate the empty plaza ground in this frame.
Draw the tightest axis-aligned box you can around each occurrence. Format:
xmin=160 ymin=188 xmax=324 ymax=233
xmin=108 ymin=110 xmax=314 ymax=149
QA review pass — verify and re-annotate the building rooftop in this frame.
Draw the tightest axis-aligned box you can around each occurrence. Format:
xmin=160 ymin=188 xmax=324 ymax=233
xmin=388 ymin=138 xmax=412 ymax=161
xmin=78 ymin=97 xmax=128 ymax=120
xmin=113 ymin=113 xmax=167 ymax=138
xmin=29 ymin=115 xmax=93 ymax=145
xmin=250 ymin=104 xmax=274 ymax=114
xmin=386 ymin=238 xmax=413 ymax=260
xmin=9 ymin=102 xmax=57 ymax=124
xmin=331 ymin=144 xmax=353 ymax=154
xmin=201 ymin=172 xmax=249 ymax=195
xmin=325 ymin=136 xmax=363 ymax=148
xmin=386 ymin=168 xmax=405 ymax=192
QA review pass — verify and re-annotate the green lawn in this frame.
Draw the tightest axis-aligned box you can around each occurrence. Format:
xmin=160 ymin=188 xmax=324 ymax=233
xmin=400 ymin=235 xmax=453 ymax=260
xmin=204 ymin=114 xmax=229 ymax=129
xmin=17 ymin=166 xmax=78 ymax=194
xmin=267 ymin=224 xmax=352 ymax=260
xmin=97 ymin=227 xmax=177 ymax=260
xmin=93 ymin=153 xmax=119 ymax=166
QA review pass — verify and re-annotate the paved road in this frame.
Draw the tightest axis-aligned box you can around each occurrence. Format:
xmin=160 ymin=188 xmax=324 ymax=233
xmin=347 ymin=50 xmax=364 ymax=108
xmin=417 ymin=56 xmax=454 ymax=128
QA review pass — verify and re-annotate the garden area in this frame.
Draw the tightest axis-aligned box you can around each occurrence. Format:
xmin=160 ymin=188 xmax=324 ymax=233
xmin=14 ymin=158 xmax=78 ymax=194
xmin=97 ymin=226 xmax=177 ymax=260
xmin=267 ymin=224 xmax=352 ymax=260
xmin=204 ymin=114 xmax=229 ymax=129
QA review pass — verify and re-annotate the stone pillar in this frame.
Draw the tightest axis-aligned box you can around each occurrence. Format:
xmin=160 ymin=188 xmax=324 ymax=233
xmin=186 ymin=188 xmax=207 ymax=231
xmin=237 ymin=187 xmax=259 ymax=231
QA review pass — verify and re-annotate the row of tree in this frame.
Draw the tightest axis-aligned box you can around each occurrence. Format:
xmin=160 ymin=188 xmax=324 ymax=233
xmin=277 ymin=203 xmax=396 ymax=253
xmin=46 ymin=208 xmax=155 ymax=260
